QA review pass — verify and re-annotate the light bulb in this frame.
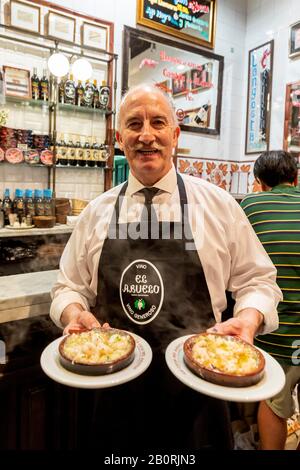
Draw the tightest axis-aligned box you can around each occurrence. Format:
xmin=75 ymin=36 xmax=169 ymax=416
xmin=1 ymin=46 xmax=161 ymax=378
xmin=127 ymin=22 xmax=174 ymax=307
xmin=48 ymin=52 xmax=69 ymax=77
xmin=72 ymin=58 xmax=93 ymax=81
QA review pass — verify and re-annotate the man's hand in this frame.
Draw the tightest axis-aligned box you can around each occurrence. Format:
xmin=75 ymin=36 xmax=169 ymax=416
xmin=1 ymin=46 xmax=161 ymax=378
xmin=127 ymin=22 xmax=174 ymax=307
xmin=60 ymin=303 xmax=109 ymax=335
xmin=207 ymin=308 xmax=264 ymax=344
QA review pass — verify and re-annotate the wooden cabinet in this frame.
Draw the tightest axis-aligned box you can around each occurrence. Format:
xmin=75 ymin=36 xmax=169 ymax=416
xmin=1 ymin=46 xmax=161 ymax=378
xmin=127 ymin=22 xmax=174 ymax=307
xmin=0 ymin=316 xmax=78 ymax=450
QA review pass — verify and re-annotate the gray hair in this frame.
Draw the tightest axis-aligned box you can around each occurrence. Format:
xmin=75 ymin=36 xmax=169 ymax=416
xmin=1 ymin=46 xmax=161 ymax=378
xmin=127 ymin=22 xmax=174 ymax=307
xmin=117 ymin=83 xmax=178 ymax=130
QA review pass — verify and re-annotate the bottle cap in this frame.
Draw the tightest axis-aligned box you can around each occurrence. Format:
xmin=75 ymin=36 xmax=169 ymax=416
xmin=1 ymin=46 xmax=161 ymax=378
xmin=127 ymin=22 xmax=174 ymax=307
xmin=4 ymin=188 xmax=10 ymax=197
xmin=102 ymin=80 xmax=106 ymax=86
xmin=25 ymin=189 xmax=33 ymax=198
xmin=43 ymin=189 xmax=52 ymax=198
xmin=15 ymin=189 xmax=24 ymax=197
xmin=34 ymin=189 xmax=43 ymax=198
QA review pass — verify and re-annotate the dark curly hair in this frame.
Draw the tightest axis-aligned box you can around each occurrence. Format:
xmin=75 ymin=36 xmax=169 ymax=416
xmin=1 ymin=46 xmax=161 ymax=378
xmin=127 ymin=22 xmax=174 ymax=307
xmin=253 ymin=150 xmax=297 ymax=187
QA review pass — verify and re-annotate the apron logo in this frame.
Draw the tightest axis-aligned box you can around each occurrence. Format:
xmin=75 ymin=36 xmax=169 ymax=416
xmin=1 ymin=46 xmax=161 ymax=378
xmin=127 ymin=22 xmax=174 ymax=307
xmin=134 ymin=299 xmax=146 ymax=310
xmin=120 ymin=259 xmax=164 ymax=325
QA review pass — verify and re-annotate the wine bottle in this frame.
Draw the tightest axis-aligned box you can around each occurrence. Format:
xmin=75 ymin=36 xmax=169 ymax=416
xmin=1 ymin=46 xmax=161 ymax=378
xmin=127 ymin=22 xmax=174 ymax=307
xmin=31 ymin=67 xmax=40 ymax=100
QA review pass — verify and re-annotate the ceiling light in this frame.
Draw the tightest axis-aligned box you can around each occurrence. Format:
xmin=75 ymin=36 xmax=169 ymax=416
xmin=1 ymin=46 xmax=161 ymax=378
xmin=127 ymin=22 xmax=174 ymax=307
xmin=72 ymin=58 xmax=93 ymax=81
xmin=48 ymin=52 xmax=69 ymax=77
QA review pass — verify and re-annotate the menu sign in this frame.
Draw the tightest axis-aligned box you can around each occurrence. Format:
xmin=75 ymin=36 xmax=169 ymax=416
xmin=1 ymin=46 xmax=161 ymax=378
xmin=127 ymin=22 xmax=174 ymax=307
xmin=137 ymin=0 xmax=216 ymax=49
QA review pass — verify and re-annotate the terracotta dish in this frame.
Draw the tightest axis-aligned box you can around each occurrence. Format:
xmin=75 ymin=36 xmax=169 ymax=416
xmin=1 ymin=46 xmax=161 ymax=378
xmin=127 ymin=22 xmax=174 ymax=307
xmin=183 ymin=333 xmax=265 ymax=387
xmin=59 ymin=328 xmax=136 ymax=375
xmin=33 ymin=216 xmax=56 ymax=228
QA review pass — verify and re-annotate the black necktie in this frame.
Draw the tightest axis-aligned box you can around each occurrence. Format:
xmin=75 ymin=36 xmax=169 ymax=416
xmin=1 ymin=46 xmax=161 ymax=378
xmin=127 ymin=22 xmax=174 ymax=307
xmin=140 ymin=187 xmax=160 ymax=228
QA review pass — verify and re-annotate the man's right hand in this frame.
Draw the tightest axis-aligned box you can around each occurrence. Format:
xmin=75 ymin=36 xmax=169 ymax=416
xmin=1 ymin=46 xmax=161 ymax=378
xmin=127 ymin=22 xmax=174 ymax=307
xmin=60 ymin=303 xmax=109 ymax=335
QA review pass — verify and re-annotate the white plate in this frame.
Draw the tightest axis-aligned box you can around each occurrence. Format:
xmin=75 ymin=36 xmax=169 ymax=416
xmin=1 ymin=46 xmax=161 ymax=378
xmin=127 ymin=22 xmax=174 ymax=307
xmin=5 ymin=225 xmax=35 ymax=229
xmin=165 ymin=335 xmax=285 ymax=402
xmin=40 ymin=333 xmax=152 ymax=389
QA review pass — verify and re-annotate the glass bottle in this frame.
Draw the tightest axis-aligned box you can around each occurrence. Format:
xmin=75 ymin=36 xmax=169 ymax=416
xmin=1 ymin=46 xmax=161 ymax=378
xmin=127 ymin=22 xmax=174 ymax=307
xmin=83 ymin=80 xmax=94 ymax=108
xmin=34 ymin=189 xmax=44 ymax=216
xmin=43 ymin=189 xmax=54 ymax=216
xmin=31 ymin=67 xmax=40 ymax=100
xmin=99 ymin=80 xmax=110 ymax=110
xmin=59 ymin=76 xmax=66 ymax=104
xmin=93 ymin=79 xmax=100 ymax=109
xmin=85 ymin=138 xmax=94 ymax=167
xmin=78 ymin=136 xmax=86 ymax=167
xmin=2 ymin=188 xmax=12 ymax=225
xmin=60 ymin=134 xmax=68 ymax=166
xmin=68 ymin=136 xmax=77 ymax=166
xmin=64 ymin=73 xmax=76 ymax=105
xmin=40 ymin=69 xmax=49 ymax=101
xmin=76 ymin=80 xmax=84 ymax=107
xmin=13 ymin=189 xmax=25 ymax=223
xmin=24 ymin=189 xmax=35 ymax=217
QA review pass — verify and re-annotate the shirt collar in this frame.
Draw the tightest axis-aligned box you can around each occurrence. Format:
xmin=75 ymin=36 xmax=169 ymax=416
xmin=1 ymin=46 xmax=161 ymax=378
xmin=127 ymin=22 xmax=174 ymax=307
xmin=271 ymin=184 xmax=300 ymax=193
xmin=127 ymin=165 xmax=177 ymax=196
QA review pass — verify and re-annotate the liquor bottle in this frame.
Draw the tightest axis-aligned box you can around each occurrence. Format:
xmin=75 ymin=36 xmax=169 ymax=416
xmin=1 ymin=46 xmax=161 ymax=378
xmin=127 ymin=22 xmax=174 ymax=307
xmin=77 ymin=136 xmax=86 ymax=167
xmin=2 ymin=188 xmax=12 ymax=225
xmin=85 ymin=138 xmax=95 ymax=167
xmin=24 ymin=189 xmax=35 ymax=217
xmin=93 ymin=139 xmax=101 ymax=167
xmin=67 ymin=136 xmax=77 ymax=166
xmin=93 ymin=79 xmax=100 ymax=109
xmin=64 ymin=74 xmax=76 ymax=105
xmin=99 ymin=80 xmax=110 ymax=110
xmin=74 ymin=137 xmax=82 ymax=166
xmin=59 ymin=76 xmax=66 ymax=104
xmin=75 ymin=80 xmax=84 ymax=107
xmin=60 ymin=134 xmax=68 ymax=166
xmin=40 ymin=69 xmax=49 ymax=101
xmin=43 ymin=189 xmax=54 ymax=216
xmin=83 ymin=80 xmax=94 ymax=108
xmin=13 ymin=189 xmax=25 ymax=223
xmin=31 ymin=67 xmax=40 ymax=100
xmin=34 ymin=189 xmax=44 ymax=216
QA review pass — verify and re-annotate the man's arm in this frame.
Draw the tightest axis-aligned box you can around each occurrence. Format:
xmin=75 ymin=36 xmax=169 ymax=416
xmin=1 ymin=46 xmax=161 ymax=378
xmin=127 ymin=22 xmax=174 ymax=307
xmin=60 ymin=303 xmax=109 ymax=335
xmin=207 ymin=198 xmax=282 ymax=343
xmin=207 ymin=308 xmax=264 ymax=344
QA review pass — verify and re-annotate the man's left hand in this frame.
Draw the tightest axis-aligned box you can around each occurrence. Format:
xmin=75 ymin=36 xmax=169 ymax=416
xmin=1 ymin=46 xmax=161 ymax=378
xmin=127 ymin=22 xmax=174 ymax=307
xmin=207 ymin=308 xmax=264 ymax=344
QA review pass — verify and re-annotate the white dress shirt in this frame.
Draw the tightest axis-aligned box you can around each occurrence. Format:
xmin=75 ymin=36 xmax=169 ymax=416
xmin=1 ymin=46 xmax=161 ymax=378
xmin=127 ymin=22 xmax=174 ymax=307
xmin=50 ymin=165 xmax=282 ymax=333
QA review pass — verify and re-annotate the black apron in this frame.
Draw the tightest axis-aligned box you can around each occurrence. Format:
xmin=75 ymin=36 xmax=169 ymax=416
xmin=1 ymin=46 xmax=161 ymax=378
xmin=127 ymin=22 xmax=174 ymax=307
xmin=88 ymin=173 xmax=233 ymax=450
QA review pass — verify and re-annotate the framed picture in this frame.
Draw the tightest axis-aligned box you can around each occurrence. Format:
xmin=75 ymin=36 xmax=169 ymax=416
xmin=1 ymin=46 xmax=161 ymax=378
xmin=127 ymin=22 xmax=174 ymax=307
xmin=289 ymin=21 xmax=300 ymax=59
xmin=122 ymin=26 xmax=224 ymax=135
xmin=190 ymin=64 xmax=213 ymax=92
xmin=81 ymin=22 xmax=108 ymax=50
xmin=3 ymin=66 xmax=31 ymax=99
xmin=136 ymin=0 xmax=217 ymax=49
xmin=283 ymin=81 xmax=300 ymax=153
xmin=172 ymin=72 xmax=188 ymax=97
xmin=10 ymin=0 xmax=40 ymax=33
xmin=156 ymin=79 xmax=171 ymax=94
xmin=47 ymin=11 xmax=75 ymax=43
xmin=245 ymin=40 xmax=274 ymax=154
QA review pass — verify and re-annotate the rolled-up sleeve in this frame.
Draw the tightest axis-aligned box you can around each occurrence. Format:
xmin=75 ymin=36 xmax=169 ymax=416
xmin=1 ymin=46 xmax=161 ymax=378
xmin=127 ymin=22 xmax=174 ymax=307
xmin=50 ymin=204 xmax=97 ymax=328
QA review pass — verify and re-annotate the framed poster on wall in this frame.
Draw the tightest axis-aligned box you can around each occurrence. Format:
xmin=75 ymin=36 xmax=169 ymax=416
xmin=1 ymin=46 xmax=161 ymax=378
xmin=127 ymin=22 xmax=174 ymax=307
xmin=245 ymin=40 xmax=274 ymax=154
xmin=289 ymin=21 xmax=300 ymax=59
xmin=136 ymin=0 xmax=217 ymax=49
xmin=122 ymin=26 xmax=223 ymax=135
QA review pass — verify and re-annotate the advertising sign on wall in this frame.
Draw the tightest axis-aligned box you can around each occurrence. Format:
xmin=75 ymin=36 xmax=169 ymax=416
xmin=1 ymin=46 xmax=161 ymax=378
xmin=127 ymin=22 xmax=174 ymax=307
xmin=245 ymin=40 xmax=274 ymax=154
xmin=136 ymin=0 xmax=217 ymax=49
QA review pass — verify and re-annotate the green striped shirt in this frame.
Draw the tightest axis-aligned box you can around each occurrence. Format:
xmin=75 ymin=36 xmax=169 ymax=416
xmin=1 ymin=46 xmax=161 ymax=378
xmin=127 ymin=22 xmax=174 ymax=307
xmin=240 ymin=185 xmax=300 ymax=365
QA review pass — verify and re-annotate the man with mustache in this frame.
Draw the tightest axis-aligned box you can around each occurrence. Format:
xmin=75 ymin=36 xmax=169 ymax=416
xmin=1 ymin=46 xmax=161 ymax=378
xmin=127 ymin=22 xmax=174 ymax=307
xmin=50 ymin=84 xmax=281 ymax=450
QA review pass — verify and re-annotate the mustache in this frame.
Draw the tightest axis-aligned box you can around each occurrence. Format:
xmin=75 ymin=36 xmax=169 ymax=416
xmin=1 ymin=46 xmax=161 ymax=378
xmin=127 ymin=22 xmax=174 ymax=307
xmin=133 ymin=144 xmax=164 ymax=151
